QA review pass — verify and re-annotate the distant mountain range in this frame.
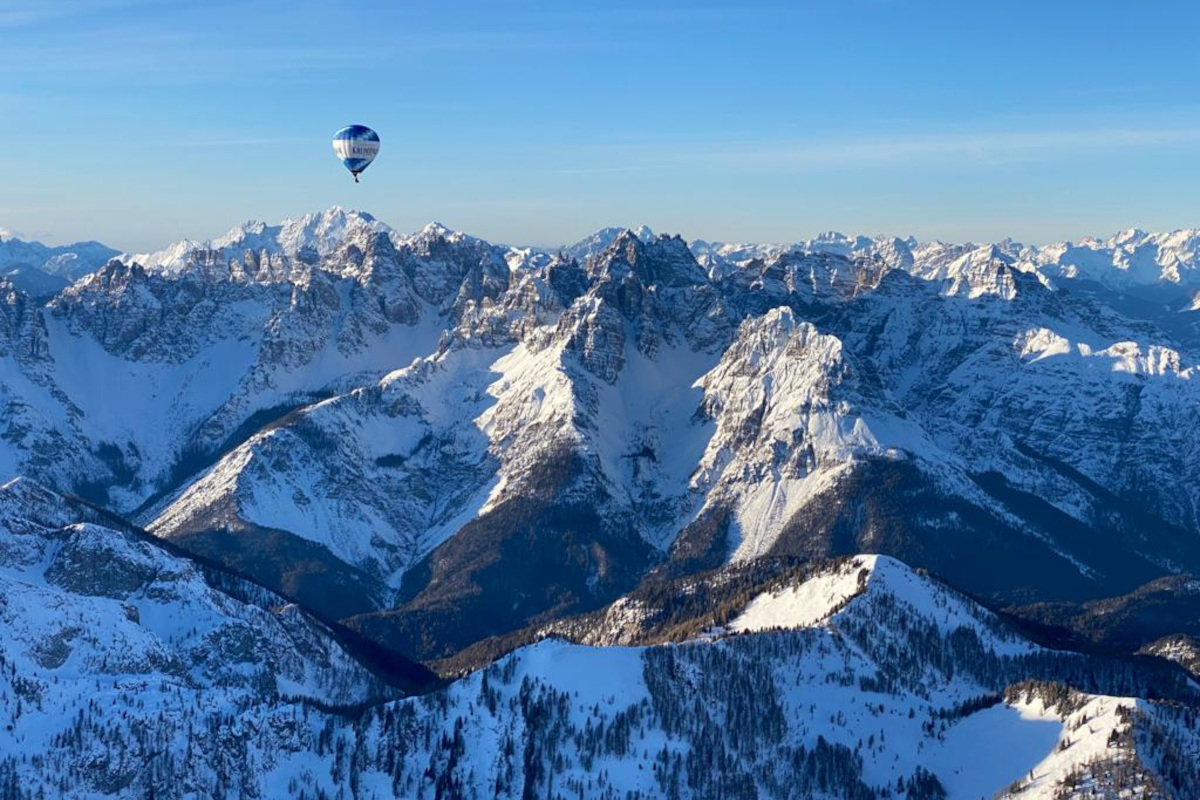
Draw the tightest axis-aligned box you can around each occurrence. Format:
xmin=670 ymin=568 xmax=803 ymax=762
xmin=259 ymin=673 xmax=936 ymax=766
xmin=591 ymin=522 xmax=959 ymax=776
xmin=9 ymin=211 xmax=1200 ymax=299
xmin=2 ymin=209 xmax=1200 ymax=798
xmin=0 ymin=228 xmax=119 ymax=281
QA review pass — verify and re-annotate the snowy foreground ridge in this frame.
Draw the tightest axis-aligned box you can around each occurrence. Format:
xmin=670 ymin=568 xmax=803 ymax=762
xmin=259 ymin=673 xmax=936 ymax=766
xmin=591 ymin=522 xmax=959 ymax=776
xmin=0 ymin=479 xmax=1196 ymax=800
xmin=2 ymin=210 xmax=1200 ymax=797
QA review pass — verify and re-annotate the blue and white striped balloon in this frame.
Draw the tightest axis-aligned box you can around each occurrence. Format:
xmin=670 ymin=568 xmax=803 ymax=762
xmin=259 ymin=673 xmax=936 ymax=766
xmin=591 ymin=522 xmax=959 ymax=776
xmin=332 ymin=125 xmax=380 ymax=182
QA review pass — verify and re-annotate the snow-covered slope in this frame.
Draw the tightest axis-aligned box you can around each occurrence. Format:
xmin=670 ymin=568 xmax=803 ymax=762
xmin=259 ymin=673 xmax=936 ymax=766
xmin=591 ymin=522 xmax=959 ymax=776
xmin=728 ymin=553 xmax=872 ymax=631
xmin=9 ymin=546 xmax=1197 ymax=799
xmin=0 ymin=475 xmax=470 ymax=799
xmin=146 ymin=343 xmax=511 ymax=589
xmin=0 ymin=477 xmax=389 ymax=700
xmin=547 ymin=555 xmax=1198 ymax=799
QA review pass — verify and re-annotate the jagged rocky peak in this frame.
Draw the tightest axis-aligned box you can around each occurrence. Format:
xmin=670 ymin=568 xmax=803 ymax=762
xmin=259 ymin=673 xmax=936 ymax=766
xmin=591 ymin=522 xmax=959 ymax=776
xmin=0 ymin=279 xmax=45 ymax=356
xmin=73 ymin=257 xmax=148 ymax=289
xmin=272 ymin=206 xmax=385 ymax=253
xmin=380 ymin=221 xmax=511 ymax=314
xmin=790 ymin=231 xmax=921 ymax=273
xmin=585 ymin=228 xmax=706 ymax=288
xmin=576 ymin=230 xmax=734 ymax=354
xmin=317 ymin=224 xmax=394 ymax=274
xmin=540 ymin=231 xmax=723 ymax=377
xmin=940 ymin=243 xmax=1023 ymax=299
xmin=50 ymin=256 xmax=265 ymax=363
xmin=124 ymin=206 xmax=390 ymax=272
xmin=687 ymin=305 xmax=936 ymax=564
xmin=562 ymin=223 xmax=656 ymax=262
xmin=804 ymin=230 xmax=878 ymax=257
xmin=782 ymin=247 xmax=877 ymax=299
xmin=402 ymin=220 xmax=477 ymax=249
xmin=694 ymin=231 xmax=919 ymax=292
xmin=900 ymin=239 xmax=1054 ymax=301
xmin=695 ymin=307 xmax=853 ymax=469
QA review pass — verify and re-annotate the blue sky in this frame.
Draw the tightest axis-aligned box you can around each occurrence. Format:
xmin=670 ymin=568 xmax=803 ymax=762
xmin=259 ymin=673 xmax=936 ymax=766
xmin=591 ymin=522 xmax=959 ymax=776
xmin=3 ymin=0 xmax=1199 ymax=251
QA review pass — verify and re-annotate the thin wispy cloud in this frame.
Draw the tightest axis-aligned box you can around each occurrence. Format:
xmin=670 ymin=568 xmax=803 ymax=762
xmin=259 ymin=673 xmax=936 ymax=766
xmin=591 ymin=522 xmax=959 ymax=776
xmin=177 ymin=136 xmax=326 ymax=147
xmin=3 ymin=36 xmax=393 ymax=82
xmin=3 ymin=4 xmax=621 ymax=86
xmin=551 ymin=166 xmax=642 ymax=176
xmin=0 ymin=0 xmax=175 ymax=28
xmin=562 ymin=124 xmax=1200 ymax=175
xmin=2 ymin=37 xmax=609 ymax=89
xmin=774 ymin=126 xmax=1200 ymax=169
xmin=524 ymin=2 xmax=811 ymax=26
xmin=0 ymin=11 xmax=43 ymax=28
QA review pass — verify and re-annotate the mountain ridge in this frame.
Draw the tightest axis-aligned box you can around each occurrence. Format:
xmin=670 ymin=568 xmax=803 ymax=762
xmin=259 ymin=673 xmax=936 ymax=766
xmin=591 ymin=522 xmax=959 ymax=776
xmin=3 ymin=208 xmax=1200 ymax=665
xmin=10 ymin=210 xmax=1200 ymax=298
xmin=2 ymin=512 xmax=1196 ymax=799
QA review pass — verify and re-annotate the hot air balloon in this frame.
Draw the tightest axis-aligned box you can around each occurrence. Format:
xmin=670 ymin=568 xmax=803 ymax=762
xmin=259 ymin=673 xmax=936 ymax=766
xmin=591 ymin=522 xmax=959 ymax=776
xmin=332 ymin=125 xmax=380 ymax=182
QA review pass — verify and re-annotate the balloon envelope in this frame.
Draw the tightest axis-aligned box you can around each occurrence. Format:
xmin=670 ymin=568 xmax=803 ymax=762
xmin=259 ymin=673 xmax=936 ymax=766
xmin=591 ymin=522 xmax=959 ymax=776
xmin=332 ymin=125 xmax=380 ymax=179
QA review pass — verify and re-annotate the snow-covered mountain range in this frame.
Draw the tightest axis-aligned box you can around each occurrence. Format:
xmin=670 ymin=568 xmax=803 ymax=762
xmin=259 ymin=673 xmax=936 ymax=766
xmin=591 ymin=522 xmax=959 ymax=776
xmin=3 ymin=209 xmax=1200 ymax=653
xmin=4 ymin=208 xmax=1200 ymax=797
xmin=0 ymin=229 xmax=119 ymax=282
